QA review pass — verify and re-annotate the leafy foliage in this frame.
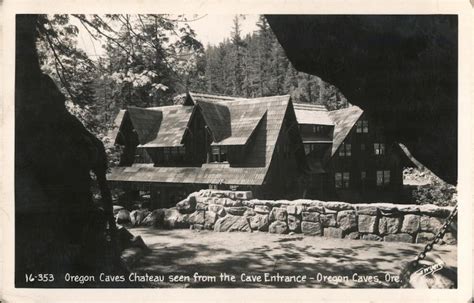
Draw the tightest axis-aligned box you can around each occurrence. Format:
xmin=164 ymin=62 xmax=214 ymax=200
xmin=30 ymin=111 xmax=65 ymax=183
xmin=404 ymin=167 xmax=457 ymax=207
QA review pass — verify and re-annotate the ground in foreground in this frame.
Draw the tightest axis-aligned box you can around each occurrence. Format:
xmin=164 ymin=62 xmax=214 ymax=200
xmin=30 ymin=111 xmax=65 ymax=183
xmin=127 ymin=227 xmax=457 ymax=288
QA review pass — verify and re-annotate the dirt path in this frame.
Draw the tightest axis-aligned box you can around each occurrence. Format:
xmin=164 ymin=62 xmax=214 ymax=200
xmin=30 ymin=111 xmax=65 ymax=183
xmin=128 ymin=227 xmax=457 ymax=288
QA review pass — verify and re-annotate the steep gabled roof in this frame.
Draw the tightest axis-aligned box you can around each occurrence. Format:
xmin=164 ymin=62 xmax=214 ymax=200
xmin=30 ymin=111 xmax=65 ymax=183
xmin=328 ymin=105 xmax=363 ymax=156
xmin=126 ymin=107 xmax=163 ymax=144
xmin=114 ymin=105 xmax=194 ymax=148
xmin=294 ymin=103 xmax=334 ymax=126
xmin=141 ymin=105 xmax=194 ymax=147
xmin=109 ymin=109 xmax=126 ymax=144
xmin=108 ymin=93 xmax=295 ymax=186
xmin=189 ymin=93 xmax=282 ymax=149
xmin=195 ymin=100 xmax=231 ymax=142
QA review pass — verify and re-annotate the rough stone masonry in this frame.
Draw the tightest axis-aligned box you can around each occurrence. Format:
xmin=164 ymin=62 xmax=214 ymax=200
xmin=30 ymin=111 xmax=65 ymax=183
xmin=120 ymin=190 xmax=457 ymax=245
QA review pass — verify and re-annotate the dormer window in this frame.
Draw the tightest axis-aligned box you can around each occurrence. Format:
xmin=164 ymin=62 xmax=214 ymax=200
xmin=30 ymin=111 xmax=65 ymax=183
xmin=356 ymin=120 xmax=369 ymax=133
xmin=339 ymin=143 xmax=351 ymax=157
xmin=374 ymin=143 xmax=386 ymax=156
xmin=313 ymin=125 xmax=324 ymax=133
xmin=211 ymin=146 xmax=227 ymax=162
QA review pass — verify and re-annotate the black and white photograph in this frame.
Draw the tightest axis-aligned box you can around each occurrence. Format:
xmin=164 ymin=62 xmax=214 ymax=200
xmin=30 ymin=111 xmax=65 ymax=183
xmin=1 ymin=0 xmax=473 ymax=301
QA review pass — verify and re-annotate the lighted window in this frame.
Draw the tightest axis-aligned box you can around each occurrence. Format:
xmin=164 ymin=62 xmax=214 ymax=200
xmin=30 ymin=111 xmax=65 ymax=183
xmin=376 ymin=170 xmax=390 ymax=186
xmin=361 ymin=171 xmax=366 ymax=180
xmin=374 ymin=143 xmax=386 ymax=156
xmin=339 ymin=143 xmax=351 ymax=156
xmin=335 ymin=172 xmax=350 ymax=189
xmin=356 ymin=120 xmax=369 ymax=133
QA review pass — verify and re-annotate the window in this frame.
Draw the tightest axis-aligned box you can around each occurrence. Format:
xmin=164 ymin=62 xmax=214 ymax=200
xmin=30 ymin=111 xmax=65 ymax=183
xmin=374 ymin=143 xmax=386 ymax=156
xmin=356 ymin=120 xmax=369 ymax=133
xmin=304 ymin=144 xmax=316 ymax=155
xmin=211 ymin=146 xmax=228 ymax=162
xmin=335 ymin=173 xmax=342 ymax=189
xmin=361 ymin=171 xmax=366 ymax=180
xmin=376 ymin=170 xmax=390 ymax=186
xmin=339 ymin=143 xmax=351 ymax=156
xmin=335 ymin=172 xmax=350 ymax=189
xmin=178 ymin=146 xmax=186 ymax=155
xmin=343 ymin=172 xmax=350 ymax=188
xmin=361 ymin=144 xmax=365 ymax=151
xmin=312 ymin=125 xmax=324 ymax=133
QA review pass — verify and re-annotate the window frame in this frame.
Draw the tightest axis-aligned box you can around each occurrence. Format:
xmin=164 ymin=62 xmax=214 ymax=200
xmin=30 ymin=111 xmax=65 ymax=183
xmin=339 ymin=143 xmax=352 ymax=157
xmin=335 ymin=172 xmax=350 ymax=189
xmin=376 ymin=170 xmax=391 ymax=186
xmin=211 ymin=146 xmax=228 ymax=163
xmin=356 ymin=120 xmax=369 ymax=133
xmin=374 ymin=143 xmax=386 ymax=156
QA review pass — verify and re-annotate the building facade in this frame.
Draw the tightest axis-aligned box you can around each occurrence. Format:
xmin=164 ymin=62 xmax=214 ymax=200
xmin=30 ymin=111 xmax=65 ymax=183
xmin=108 ymin=92 xmax=406 ymax=208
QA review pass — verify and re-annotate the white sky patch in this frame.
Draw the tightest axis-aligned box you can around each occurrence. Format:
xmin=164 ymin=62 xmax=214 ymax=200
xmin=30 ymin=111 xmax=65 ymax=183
xmin=73 ymin=14 xmax=260 ymax=58
xmin=189 ymin=14 xmax=259 ymax=47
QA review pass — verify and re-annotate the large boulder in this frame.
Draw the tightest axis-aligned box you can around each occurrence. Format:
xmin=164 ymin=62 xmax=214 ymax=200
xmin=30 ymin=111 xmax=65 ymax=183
xmin=358 ymin=215 xmax=377 ymax=233
xmin=401 ymin=214 xmax=421 ymax=234
xmin=142 ymin=209 xmax=165 ymax=227
xmin=188 ymin=211 xmax=205 ymax=225
xmin=214 ymin=215 xmax=251 ymax=232
xmin=255 ymin=205 xmax=271 ymax=214
xmin=116 ymin=209 xmax=131 ymax=224
xmin=249 ymin=214 xmax=270 ymax=231
xmin=270 ymin=207 xmax=288 ymax=222
xmin=209 ymin=204 xmax=226 ymax=217
xmin=204 ymin=211 xmax=218 ymax=229
xmin=302 ymin=211 xmax=320 ymax=223
xmin=130 ymin=209 xmax=151 ymax=226
xmin=163 ymin=208 xmax=189 ymax=229
xmin=378 ymin=216 xmax=401 ymax=235
xmin=337 ymin=210 xmax=357 ymax=232
xmin=287 ymin=215 xmax=301 ymax=232
xmin=268 ymin=221 xmax=288 ymax=234
xmin=355 ymin=205 xmax=378 ymax=216
xmin=301 ymin=221 xmax=322 ymax=235
xmin=420 ymin=216 xmax=445 ymax=233
xmin=175 ymin=196 xmax=197 ymax=214
xmin=320 ymin=214 xmax=337 ymax=227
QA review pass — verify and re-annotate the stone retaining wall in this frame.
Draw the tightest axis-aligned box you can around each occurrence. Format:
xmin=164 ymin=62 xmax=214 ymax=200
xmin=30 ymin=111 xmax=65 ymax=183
xmin=123 ymin=190 xmax=457 ymax=245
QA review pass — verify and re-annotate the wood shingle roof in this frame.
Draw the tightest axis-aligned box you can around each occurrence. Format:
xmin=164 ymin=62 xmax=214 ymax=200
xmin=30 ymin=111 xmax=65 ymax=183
xmin=328 ymin=105 xmax=364 ymax=156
